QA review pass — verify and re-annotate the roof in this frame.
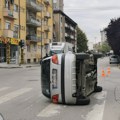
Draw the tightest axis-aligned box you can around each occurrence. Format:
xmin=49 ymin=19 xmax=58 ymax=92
xmin=54 ymin=10 xmax=77 ymax=26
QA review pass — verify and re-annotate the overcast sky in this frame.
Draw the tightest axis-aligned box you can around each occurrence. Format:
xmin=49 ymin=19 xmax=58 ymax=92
xmin=64 ymin=0 xmax=120 ymax=49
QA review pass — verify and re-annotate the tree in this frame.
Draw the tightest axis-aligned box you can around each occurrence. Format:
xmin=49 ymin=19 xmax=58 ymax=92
xmin=77 ymin=27 xmax=88 ymax=52
xmin=98 ymin=42 xmax=111 ymax=53
xmin=105 ymin=18 xmax=120 ymax=55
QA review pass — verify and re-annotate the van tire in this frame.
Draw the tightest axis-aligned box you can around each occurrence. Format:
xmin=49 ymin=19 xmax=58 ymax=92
xmin=94 ymin=86 xmax=102 ymax=92
xmin=77 ymin=97 xmax=90 ymax=105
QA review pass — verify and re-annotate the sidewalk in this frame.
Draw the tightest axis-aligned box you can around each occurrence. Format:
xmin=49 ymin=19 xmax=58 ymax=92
xmin=0 ymin=63 xmax=40 ymax=69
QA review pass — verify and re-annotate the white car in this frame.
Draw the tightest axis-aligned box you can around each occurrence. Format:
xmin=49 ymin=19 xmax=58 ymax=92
xmin=41 ymin=52 xmax=102 ymax=105
xmin=109 ymin=55 xmax=120 ymax=64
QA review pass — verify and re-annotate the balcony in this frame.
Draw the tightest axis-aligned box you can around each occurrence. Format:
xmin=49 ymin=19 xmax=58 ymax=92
xmin=65 ymin=23 xmax=68 ymax=28
xmin=26 ymin=35 xmax=41 ymax=42
xmin=3 ymin=29 xmax=13 ymax=38
xmin=27 ymin=17 xmax=41 ymax=27
xmin=44 ymin=12 xmax=51 ymax=18
xmin=26 ymin=0 xmax=42 ymax=12
xmin=13 ymin=32 xmax=18 ymax=38
xmin=70 ymin=26 xmax=74 ymax=31
xmin=44 ymin=38 xmax=50 ymax=44
xmin=44 ymin=26 xmax=50 ymax=32
xmin=65 ymin=33 xmax=70 ymax=38
xmin=44 ymin=0 xmax=50 ymax=5
xmin=70 ymin=35 xmax=74 ymax=39
xmin=3 ymin=8 xmax=18 ymax=19
xmin=65 ymin=33 xmax=68 ymax=37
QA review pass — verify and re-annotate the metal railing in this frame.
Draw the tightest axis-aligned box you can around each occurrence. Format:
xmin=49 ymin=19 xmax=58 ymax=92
xmin=26 ymin=35 xmax=41 ymax=41
xmin=27 ymin=17 xmax=41 ymax=27
xmin=27 ymin=0 xmax=42 ymax=12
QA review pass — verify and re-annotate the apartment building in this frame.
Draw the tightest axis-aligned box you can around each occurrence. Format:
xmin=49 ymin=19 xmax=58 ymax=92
xmin=100 ymin=30 xmax=107 ymax=43
xmin=53 ymin=0 xmax=77 ymax=51
xmin=53 ymin=0 xmax=64 ymax=11
xmin=26 ymin=0 xmax=42 ymax=63
xmin=53 ymin=10 xmax=77 ymax=51
xmin=43 ymin=0 xmax=53 ymax=55
xmin=0 ymin=0 xmax=53 ymax=64
xmin=0 ymin=0 xmax=26 ymax=63
xmin=26 ymin=0 xmax=53 ymax=63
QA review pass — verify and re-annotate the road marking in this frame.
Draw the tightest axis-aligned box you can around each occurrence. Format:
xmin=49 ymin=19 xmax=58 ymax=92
xmin=37 ymin=103 xmax=61 ymax=117
xmin=86 ymin=91 xmax=107 ymax=120
xmin=0 ymin=87 xmax=10 ymax=92
xmin=0 ymin=88 xmax=32 ymax=105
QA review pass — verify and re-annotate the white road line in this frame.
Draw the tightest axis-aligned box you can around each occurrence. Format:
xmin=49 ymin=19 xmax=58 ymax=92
xmin=0 ymin=87 xmax=10 ymax=92
xmin=37 ymin=103 xmax=61 ymax=117
xmin=0 ymin=88 xmax=32 ymax=105
xmin=86 ymin=91 xmax=107 ymax=120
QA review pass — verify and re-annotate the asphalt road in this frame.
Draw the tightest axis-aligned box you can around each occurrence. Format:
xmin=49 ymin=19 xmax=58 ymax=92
xmin=0 ymin=57 xmax=120 ymax=120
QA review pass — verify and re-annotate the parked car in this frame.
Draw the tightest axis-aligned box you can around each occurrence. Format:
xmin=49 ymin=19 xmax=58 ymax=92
xmin=109 ymin=55 xmax=120 ymax=64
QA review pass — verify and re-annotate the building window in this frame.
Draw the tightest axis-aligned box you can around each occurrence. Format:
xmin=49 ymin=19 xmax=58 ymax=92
xmin=5 ymin=0 xmax=10 ymax=9
xmin=13 ymin=25 xmax=19 ymax=38
xmin=14 ymin=4 xmax=18 ymax=12
xmin=27 ymin=59 xmax=31 ymax=63
xmin=33 ymin=44 xmax=37 ymax=51
xmin=10 ymin=0 xmax=14 ymax=4
xmin=5 ymin=21 xmax=11 ymax=29
xmin=27 ymin=45 xmax=30 ymax=52
xmin=61 ymin=17 xmax=62 ymax=22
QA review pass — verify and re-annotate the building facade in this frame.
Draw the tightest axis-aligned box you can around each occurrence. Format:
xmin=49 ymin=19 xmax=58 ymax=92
xmin=0 ymin=0 xmax=53 ymax=64
xmin=100 ymin=30 xmax=107 ymax=44
xmin=53 ymin=10 xmax=77 ymax=51
xmin=53 ymin=0 xmax=64 ymax=11
xmin=0 ymin=0 xmax=26 ymax=63
xmin=53 ymin=0 xmax=77 ymax=52
xmin=26 ymin=0 xmax=53 ymax=63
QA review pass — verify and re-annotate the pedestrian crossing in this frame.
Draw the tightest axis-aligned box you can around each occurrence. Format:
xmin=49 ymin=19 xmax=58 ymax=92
xmin=0 ymin=87 xmax=32 ymax=105
xmin=0 ymin=86 xmax=107 ymax=120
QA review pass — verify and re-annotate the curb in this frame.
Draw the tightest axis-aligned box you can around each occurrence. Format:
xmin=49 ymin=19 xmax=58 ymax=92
xmin=0 ymin=65 xmax=40 ymax=69
xmin=0 ymin=67 xmax=22 ymax=69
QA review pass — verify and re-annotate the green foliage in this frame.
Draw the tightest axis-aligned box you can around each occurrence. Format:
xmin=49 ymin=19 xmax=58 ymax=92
xmin=77 ymin=27 xmax=88 ymax=52
xmin=105 ymin=18 xmax=120 ymax=55
xmin=98 ymin=42 xmax=111 ymax=53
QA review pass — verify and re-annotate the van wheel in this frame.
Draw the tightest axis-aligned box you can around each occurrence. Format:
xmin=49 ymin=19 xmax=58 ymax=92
xmin=77 ymin=97 xmax=90 ymax=105
xmin=94 ymin=86 xmax=102 ymax=92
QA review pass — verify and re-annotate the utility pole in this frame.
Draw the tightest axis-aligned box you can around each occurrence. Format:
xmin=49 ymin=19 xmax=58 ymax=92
xmin=6 ymin=39 xmax=10 ymax=64
xmin=41 ymin=0 xmax=43 ymax=59
xmin=18 ymin=0 xmax=24 ymax=64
